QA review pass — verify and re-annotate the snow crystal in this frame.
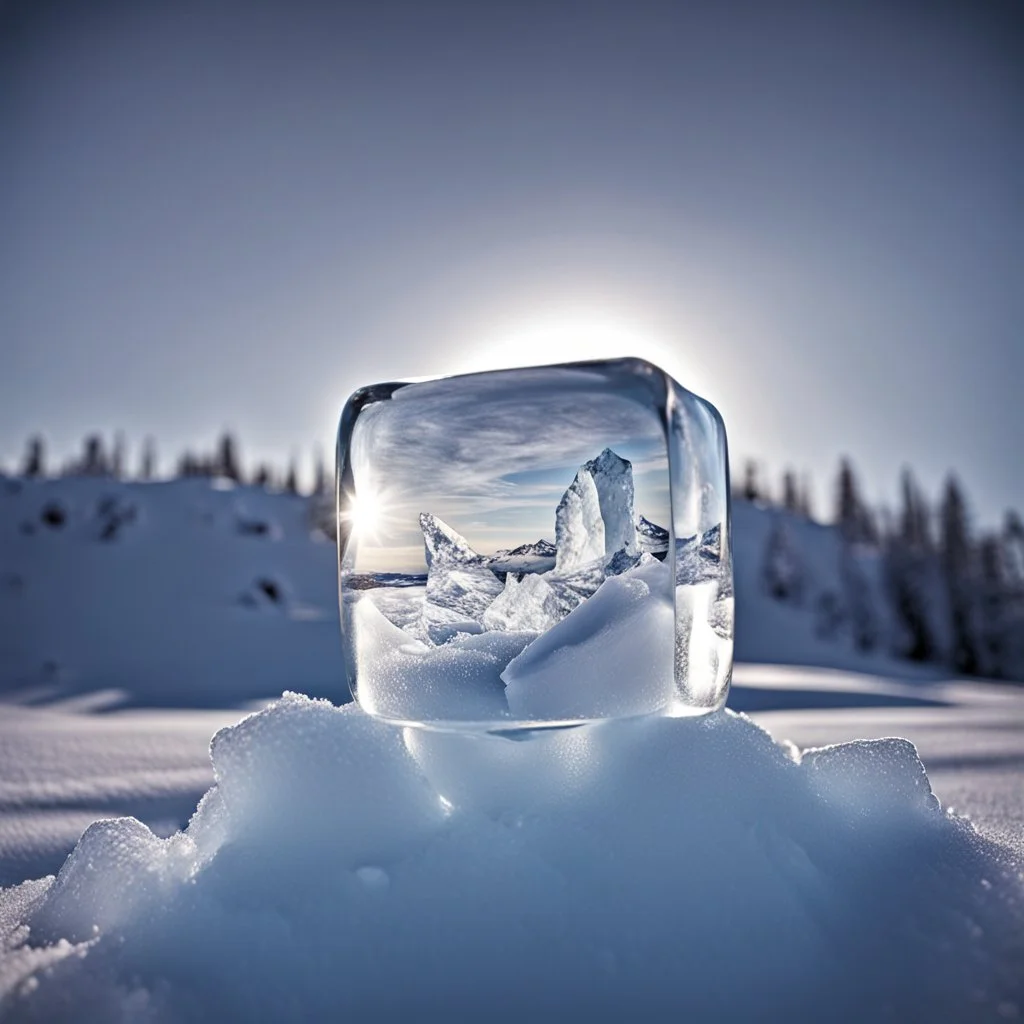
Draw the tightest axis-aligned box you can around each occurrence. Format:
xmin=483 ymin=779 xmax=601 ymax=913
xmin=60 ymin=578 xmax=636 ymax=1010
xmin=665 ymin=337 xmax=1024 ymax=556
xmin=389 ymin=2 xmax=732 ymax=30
xmin=2 ymin=692 xmax=1020 ymax=1022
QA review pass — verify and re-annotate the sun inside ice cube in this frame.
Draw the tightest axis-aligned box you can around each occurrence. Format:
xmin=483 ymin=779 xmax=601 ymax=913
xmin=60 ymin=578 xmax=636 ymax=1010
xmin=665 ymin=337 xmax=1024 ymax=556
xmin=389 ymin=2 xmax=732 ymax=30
xmin=336 ymin=357 xmax=733 ymax=730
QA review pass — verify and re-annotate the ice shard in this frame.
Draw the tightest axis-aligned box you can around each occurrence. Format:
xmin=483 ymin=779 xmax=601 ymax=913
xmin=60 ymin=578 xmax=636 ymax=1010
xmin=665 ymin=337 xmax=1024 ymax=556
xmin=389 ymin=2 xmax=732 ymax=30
xmin=337 ymin=357 xmax=733 ymax=728
xmin=554 ymin=448 xmax=639 ymax=572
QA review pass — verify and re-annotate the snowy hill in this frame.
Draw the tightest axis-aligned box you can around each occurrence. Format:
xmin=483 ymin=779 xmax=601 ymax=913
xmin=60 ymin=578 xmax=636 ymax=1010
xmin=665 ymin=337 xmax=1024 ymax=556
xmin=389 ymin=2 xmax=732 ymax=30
xmin=0 ymin=475 xmax=344 ymax=706
xmin=0 ymin=474 xmax=1013 ymax=708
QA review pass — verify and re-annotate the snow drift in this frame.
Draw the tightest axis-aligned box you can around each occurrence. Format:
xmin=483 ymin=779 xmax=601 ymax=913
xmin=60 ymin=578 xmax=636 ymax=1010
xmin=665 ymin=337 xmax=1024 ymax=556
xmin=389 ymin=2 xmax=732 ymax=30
xmin=1 ymin=695 xmax=1021 ymax=1022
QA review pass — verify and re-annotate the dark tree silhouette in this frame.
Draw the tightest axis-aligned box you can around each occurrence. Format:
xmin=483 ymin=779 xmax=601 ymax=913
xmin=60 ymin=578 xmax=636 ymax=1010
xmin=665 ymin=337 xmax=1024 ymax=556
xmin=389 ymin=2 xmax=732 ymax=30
xmin=140 ymin=438 xmax=156 ymax=480
xmin=81 ymin=434 xmax=109 ymax=476
xmin=112 ymin=432 xmax=126 ymax=479
xmin=742 ymin=460 xmax=760 ymax=503
xmin=217 ymin=433 xmax=242 ymax=483
xmin=312 ymin=449 xmax=327 ymax=497
xmin=782 ymin=470 xmax=799 ymax=514
xmin=21 ymin=435 xmax=45 ymax=478
xmin=284 ymin=458 xmax=299 ymax=495
xmin=940 ymin=475 xmax=979 ymax=675
xmin=834 ymin=457 xmax=878 ymax=545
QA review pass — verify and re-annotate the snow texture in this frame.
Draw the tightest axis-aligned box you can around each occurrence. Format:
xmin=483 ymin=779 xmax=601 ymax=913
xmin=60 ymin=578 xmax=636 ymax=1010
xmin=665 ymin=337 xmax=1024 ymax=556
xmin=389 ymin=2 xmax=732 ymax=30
xmin=502 ymin=561 xmax=676 ymax=720
xmin=1 ymin=693 xmax=1021 ymax=1022
xmin=554 ymin=448 xmax=639 ymax=573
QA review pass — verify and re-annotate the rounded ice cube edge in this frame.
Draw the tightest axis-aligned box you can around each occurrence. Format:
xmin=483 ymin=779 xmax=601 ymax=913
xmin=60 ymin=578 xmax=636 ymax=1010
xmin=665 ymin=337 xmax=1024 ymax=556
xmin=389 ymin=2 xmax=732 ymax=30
xmin=336 ymin=356 xmax=733 ymax=731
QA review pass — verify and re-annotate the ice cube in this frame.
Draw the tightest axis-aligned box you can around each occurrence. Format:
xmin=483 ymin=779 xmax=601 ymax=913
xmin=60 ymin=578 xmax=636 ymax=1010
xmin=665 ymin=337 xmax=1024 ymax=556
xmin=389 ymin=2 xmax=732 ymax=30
xmin=337 ymin=357 xmax=733 ymax=726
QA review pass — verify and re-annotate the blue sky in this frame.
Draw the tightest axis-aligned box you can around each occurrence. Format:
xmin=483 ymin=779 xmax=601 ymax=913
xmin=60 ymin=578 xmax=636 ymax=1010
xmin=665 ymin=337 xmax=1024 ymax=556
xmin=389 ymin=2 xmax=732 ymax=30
xmin=1 ymin=0 xmax=1020 ymax=529
xmin=345 ymin=364 xmax=672 ymax=570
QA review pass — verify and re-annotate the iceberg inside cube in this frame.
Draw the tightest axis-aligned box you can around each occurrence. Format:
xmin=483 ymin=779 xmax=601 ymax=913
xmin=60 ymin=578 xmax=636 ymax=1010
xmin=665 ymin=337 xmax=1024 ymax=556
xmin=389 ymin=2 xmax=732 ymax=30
xmin=337 ymin=357 xmax=733 ymax=728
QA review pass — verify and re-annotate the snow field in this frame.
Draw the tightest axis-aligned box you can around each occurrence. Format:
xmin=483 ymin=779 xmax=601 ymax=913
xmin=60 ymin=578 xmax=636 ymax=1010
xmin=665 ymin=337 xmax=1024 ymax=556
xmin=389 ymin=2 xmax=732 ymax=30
xmin=1 ymin=694 xmax=1022 ymax=1022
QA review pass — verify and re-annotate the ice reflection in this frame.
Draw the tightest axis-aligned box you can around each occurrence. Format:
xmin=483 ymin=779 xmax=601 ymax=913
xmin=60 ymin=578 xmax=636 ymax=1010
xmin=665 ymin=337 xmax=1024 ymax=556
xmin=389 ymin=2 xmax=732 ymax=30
xmin=338 ymin=358 xmax=732 ymax=727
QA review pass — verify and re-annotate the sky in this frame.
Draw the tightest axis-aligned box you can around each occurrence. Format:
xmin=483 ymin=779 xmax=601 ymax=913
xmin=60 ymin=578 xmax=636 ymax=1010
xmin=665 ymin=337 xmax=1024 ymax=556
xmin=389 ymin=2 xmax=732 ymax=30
xmin=1 ymin=0 xmax=1021 ymax=529
xmin=345 ymin=363 xmax=674 ymax=570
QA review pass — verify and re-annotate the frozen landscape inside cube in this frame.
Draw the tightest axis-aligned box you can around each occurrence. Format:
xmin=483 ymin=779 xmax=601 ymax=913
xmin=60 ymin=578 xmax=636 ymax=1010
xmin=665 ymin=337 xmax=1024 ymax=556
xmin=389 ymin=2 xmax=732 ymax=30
xmin=337 ymin=359 xmax=734 ymax=726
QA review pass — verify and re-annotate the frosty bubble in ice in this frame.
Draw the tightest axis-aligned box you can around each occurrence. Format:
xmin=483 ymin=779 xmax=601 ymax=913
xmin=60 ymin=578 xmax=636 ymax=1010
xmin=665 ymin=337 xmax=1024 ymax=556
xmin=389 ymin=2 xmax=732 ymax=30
xmin=336 ymin=357 xmax=733 ymax=728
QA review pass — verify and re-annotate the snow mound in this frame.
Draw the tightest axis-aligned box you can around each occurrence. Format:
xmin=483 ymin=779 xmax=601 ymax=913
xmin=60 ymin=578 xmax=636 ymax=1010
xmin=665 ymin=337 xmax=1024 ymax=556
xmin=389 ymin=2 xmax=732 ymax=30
xmin=2 ymin=696 xmax=1022 ymax=1021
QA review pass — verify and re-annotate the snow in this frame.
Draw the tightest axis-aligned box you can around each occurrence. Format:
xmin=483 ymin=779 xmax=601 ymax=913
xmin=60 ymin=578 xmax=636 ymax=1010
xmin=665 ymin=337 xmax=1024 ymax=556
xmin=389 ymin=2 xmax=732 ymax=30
xmin=0 ymin=476 xmax=344 ymax=707
xmin=554 ymin=447 xmax=639 ymax=572
xmin=1 ymin=688 xmax=1022 ymax=1021
xmin=1 ymin=474 xmax=1023 ymax=1020
xmin=501 ymin=562 xmax=676 ymax=720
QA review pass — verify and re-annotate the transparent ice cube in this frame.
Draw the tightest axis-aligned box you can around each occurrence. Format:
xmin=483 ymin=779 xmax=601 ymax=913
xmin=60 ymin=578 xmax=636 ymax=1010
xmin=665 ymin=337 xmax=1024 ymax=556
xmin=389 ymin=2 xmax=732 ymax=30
xmin=336 ymin=357 xmax=733 ymax=729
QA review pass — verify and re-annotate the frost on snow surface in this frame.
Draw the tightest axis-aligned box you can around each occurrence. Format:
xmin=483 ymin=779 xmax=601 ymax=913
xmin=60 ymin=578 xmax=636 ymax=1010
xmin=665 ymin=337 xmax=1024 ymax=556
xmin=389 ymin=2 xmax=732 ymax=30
xmin=1 ymin=695 xmax=1022 ymax=1023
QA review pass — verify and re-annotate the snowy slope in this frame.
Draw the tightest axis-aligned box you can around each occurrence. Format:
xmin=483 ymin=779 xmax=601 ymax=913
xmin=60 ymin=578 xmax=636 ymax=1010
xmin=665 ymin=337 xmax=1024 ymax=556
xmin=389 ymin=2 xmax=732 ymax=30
xmin=0 ymin=476 xmax=344 ymax=706
xmin=1 ymin=477 xmax=1022 ymax=1021
xmin=733 ymin=499 xmax=920 ymax=674
xmin=0 ymin=476 xmax=1011 ymax=708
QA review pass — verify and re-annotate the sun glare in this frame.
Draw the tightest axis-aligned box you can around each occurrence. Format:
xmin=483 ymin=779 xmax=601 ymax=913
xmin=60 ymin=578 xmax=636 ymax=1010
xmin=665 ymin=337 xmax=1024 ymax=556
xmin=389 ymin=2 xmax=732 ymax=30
xmin=460 ymin=308 xmax=677 ymax=376
xmin=342 ymin=487 xmax=383 ymax=541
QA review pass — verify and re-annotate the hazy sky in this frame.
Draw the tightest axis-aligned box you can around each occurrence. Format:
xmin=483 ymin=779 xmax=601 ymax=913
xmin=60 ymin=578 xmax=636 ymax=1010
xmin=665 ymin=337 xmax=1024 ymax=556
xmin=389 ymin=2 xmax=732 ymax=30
xmin=346 ymin=364 xmax=672 ymax=569
xmin=2 ymin=0 xmax=1020 ymax=527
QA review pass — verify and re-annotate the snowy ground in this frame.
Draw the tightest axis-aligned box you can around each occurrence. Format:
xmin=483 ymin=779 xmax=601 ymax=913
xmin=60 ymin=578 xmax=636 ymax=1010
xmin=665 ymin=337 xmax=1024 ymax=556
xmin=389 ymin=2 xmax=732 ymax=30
xmin=2 ymin=665 xmax=1021 ymax=890
xmin=2 ymin=477 xmax=1022 ymax=1019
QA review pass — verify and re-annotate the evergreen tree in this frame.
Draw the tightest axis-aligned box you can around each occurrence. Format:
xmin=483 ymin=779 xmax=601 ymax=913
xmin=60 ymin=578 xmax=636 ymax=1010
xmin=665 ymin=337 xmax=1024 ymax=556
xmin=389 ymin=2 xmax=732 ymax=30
xmin=885 ymin=468 xmax=938 ymax=662
xmin=20 ymin=435 xmax=45 ymax=478
xmin=140 ymin=438 xmax=156 ymax=480
xmin=782 ymin=470 xmax=799 ymax=513
xmin=835 ymin=457 xmax=877 ymax=545
xmin=285 ymin=458 xmax=299 ymax=495
xmin=112 ymin=432 xmax=125 ymax=479
xmin=253 ymin=465 xmax=273 ymax=489
xmin=798 ymin=475 xmax=814 ymax=519
xmin=762 ymin=520 xmax=804 ymax=603
xmin=742 ymin=460 xmax=760 ymax=503
xmin=217 ymin=432 xmax=242 ymax=482
xmin=940 ymin=475 xmax=979 ymax=674
xmin=841 ymin=545 xmax=877 ymax=652
xmin=835 ymin=458 xmax=859 ymax=537
xmin=82 ymin=434 xmax=108 ymax=476
xmin=312 ymin=448 xmax=327 ymax=497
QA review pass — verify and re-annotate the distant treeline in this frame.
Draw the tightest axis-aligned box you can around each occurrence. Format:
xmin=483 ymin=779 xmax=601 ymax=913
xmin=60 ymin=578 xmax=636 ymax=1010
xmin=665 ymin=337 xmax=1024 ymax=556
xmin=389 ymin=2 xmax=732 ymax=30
xmin=743 ymin=457 xmax=1024 ymax=682
xmin=10 ymin=432 xmax=1024 ymax=681
xmin=14 ymin=431 xmax=329 ymax=497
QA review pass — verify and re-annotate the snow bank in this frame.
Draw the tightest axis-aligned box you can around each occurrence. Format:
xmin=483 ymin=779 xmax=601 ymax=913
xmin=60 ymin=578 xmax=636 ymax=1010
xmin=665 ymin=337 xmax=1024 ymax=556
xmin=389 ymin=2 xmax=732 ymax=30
xmin=2 ymin=696 xmax=1021 ymax=1022
xmin=0 ymin=476 xmax=344 ymax=706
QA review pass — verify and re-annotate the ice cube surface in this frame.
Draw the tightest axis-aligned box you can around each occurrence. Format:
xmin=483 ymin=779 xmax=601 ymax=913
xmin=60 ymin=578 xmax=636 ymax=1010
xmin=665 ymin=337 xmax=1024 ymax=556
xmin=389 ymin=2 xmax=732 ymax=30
xmin=337 ymin=357 xmax=733 ymax=727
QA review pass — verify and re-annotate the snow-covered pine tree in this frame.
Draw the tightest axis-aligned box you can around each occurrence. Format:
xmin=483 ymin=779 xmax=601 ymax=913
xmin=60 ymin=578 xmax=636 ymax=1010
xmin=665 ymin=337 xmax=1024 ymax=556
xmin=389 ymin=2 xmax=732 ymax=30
xmin=841 ymin=543 xmax=877 ymax=651
xmin=762 ymin=518 xmax=805 ymax=603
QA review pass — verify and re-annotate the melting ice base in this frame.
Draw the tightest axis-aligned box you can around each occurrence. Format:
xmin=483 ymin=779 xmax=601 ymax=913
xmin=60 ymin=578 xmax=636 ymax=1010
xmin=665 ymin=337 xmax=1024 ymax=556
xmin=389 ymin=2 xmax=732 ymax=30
xmin=2 ymin=695 xmax=1022 ymax=1022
